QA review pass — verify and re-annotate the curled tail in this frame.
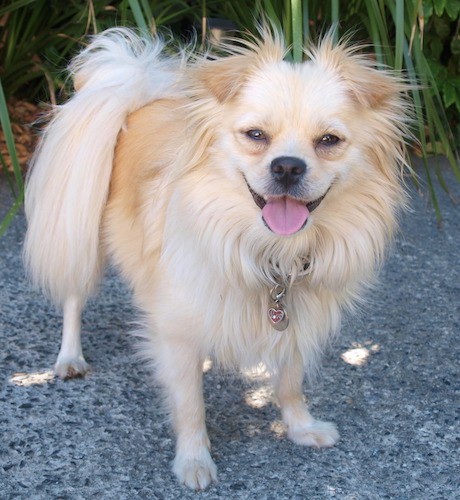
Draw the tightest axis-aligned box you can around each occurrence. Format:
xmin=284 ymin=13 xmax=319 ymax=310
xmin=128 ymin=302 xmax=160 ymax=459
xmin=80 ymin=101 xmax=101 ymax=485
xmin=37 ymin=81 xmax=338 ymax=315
xmin=24 ymin=28 xmax=183 ymax=304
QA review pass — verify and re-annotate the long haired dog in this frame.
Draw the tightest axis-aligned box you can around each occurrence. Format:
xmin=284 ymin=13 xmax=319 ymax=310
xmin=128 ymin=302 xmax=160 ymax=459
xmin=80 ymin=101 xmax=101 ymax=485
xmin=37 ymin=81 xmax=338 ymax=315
xmin=24 ymin=28 xmax=411 ymax=489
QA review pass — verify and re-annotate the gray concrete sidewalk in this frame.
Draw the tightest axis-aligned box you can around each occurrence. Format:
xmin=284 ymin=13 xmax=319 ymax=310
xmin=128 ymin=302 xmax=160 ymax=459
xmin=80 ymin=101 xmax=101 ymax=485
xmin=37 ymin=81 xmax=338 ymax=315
xmin=1 ymin=159 xmax=459 ymax=499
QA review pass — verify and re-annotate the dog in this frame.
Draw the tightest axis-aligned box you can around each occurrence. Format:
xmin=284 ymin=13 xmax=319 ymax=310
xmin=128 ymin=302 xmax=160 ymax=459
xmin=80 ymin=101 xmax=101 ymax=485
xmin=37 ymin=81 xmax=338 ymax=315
xmin=24 ymin=27 xmax=411 ymax=490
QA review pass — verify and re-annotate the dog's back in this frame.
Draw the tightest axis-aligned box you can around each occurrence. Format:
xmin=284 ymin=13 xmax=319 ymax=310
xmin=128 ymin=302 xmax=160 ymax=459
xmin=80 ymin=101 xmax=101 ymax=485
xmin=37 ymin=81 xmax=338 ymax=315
xmin=103 ymin=98 xmax=188 ymax=297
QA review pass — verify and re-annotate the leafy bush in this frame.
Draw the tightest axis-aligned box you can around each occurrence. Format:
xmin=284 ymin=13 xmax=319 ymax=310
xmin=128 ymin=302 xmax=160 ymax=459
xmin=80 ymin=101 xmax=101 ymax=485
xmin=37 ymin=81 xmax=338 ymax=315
xmin=0 ymin=0 xmax=201 ymax=103
xmin=422 ymin=0 xmax=460 ymax=147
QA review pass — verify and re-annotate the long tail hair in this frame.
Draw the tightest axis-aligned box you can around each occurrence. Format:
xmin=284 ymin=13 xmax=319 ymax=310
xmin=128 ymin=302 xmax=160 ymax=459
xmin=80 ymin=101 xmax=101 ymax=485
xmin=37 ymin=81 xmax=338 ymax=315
xmin=24 ymin=28 xmax=184 ymax=304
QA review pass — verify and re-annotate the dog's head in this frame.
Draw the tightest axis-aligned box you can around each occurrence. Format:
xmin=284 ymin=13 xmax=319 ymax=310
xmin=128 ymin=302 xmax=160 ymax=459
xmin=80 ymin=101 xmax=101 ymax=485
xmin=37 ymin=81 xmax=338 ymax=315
xmin=193 ymin=30 xmax=411 ymax=239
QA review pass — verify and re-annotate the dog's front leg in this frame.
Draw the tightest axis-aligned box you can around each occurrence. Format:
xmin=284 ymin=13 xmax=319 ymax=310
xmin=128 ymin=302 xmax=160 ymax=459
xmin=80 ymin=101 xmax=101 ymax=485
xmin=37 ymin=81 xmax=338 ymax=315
xmin=274 ymin=351 xmax=339 ymax=448
xmin=155 ymin=338 xmax=217 ymax=490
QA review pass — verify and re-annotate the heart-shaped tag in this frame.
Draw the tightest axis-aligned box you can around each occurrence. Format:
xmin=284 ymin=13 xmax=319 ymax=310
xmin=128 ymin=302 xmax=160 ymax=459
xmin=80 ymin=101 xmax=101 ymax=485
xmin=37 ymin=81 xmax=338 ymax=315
xmin=269 ymin=308 xmax=285 ymax=323
xmin=267 ymin=304 xmax=289 ymax=331
xmin=268 ymin=285 xmax=289 ymax=331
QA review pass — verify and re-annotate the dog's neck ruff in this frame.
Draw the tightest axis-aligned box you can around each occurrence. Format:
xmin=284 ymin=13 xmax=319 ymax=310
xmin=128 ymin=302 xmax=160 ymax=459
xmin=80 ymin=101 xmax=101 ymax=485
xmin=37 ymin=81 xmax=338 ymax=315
xmin=266 ymin=259 xmax=311 ymax=332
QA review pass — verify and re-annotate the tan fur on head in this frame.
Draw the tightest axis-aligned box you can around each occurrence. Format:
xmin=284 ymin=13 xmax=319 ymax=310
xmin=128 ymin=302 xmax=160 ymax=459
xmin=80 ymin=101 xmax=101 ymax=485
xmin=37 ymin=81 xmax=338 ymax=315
xmin=194 ymin=27 xmax=287 ymax=102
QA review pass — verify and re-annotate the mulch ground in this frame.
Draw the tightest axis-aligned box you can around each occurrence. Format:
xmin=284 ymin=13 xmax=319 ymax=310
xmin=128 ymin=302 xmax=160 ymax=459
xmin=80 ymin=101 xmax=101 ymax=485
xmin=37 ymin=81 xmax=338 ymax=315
xmin=0 ymin=98 xmax=43 ymax=172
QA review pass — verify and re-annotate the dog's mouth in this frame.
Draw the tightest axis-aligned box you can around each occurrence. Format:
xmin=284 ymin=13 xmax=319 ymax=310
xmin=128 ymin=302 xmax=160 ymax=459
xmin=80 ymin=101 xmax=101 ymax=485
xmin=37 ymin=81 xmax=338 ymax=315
xmin=246 ymin=181 xmax=328 ymax=236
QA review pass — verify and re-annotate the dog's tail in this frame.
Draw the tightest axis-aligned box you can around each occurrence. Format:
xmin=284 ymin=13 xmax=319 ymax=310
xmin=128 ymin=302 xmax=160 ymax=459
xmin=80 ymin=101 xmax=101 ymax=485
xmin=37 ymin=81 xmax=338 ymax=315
xmin=24 ymin=28 xmax=183 ymax=304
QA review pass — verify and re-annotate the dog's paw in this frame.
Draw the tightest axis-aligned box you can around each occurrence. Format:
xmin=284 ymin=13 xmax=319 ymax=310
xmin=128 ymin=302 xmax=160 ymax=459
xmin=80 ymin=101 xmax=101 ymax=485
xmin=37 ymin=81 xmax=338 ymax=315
xmin=287 ymin=419 xmax=339 ymax=448
xmin=54 ymin=356 xmax=90 ymax=380
xmin=173 ymin=450 xmax=217 ymax=490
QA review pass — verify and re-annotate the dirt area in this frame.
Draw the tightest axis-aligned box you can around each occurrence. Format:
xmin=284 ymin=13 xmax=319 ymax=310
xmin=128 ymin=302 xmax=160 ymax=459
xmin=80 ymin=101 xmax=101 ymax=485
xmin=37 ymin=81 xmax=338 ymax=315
xmin=0 ymin=98 xmax=42 ymax=172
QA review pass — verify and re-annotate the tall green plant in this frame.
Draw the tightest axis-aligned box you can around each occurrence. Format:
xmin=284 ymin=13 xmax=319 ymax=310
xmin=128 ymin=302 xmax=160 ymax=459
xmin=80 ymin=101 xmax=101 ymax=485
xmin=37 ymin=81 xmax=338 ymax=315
xmin=0 ymin=0 xmax=200 ymax=101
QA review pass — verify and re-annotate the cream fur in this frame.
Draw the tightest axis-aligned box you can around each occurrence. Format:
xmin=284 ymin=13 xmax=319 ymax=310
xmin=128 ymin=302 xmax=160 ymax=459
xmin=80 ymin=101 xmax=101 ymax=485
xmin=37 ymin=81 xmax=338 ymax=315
xmin=24 ymin=27 xmax=411 ymax=490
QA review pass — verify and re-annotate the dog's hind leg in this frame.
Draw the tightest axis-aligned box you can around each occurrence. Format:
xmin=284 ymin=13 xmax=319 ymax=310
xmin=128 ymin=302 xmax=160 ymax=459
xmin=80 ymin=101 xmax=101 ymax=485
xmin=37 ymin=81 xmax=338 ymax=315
xmin=274 ymin=351 xmax=339 ymax=448
xmin=54 ymin=295 xmax=89 ymax=379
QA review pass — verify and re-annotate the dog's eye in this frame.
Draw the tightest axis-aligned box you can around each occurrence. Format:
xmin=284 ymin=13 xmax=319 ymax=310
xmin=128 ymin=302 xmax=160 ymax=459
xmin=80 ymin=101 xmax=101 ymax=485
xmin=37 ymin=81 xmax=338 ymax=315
xmin=246 ymin=129 xmax=267 ymax=141
xmin=318 ymin=134 xmax=340 ymax=146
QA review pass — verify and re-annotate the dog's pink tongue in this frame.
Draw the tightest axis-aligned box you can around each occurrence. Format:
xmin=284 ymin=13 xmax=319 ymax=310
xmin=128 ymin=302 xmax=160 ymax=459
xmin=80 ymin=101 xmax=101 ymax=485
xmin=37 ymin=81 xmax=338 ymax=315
xmin=262 ymin=197 xmax=309 ymax=235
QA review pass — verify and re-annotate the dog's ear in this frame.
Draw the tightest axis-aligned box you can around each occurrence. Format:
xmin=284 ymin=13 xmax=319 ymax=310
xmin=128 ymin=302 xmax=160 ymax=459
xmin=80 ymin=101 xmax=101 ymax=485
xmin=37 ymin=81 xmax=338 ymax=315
xmin=197 ymin=55 xmax=252 ymax=102
xmin=197 ymin=31 xmax=286 ymax=102
xmin=309 ymin=35 xmax=407 ymax=109
xmin=339 ymin=59 xmax=406 ymax=109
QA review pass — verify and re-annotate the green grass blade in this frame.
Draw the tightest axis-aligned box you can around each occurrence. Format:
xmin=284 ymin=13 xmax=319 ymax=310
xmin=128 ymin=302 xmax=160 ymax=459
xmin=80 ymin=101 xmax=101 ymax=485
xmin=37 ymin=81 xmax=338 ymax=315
xmin=407 ymin=38 xmax=442 ymax=222
xmin=291 ymin=0 xmax=303 ymax=62
xmin=364 ymin=0 xmax=394 ymax=67
xmin=282 ymin=0 xmax=292 ymax=49
xmin=260 ymin=0 xmax=281 ymax=29
xmin=0 ymin=150 xmax=16 ymax=194
xmin=0 ymin=79 xmax=23 ymax=194
xmin=0 ymin=0 xmax=35 ymax=16
xmin=393 ymin=0 xmax=404 ymax=70
xmin=139 ymin=0 xmax=154 ymax=30
xmin=401 ymin=38 xmax=438 ymax=201
xmin=127 ymin=0 xmax=150 ymax=33
xmin=302 ymin=0 xmax=310 ymax=42
xmin=331 ymin=0 xmax=339 ymax=42
xmin=360 ymin=5 xmax=384 ymax=64
xmin=0 ymin=78 xmax=25 ymax=236
xmin=0 ymin=191 xmax=24 ymax=238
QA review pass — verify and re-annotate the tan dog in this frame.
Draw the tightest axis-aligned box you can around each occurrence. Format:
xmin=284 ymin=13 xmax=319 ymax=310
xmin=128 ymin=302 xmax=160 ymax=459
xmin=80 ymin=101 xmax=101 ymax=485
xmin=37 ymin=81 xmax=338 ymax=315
xmin=24 ymin=28 xmax=411 ymax=490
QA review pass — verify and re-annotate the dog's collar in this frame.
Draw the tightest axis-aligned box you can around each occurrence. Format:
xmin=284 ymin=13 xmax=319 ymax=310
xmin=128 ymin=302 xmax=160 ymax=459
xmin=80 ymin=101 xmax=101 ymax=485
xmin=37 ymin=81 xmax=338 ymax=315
xmin=267 ymin=257 xmax=311 ymax=286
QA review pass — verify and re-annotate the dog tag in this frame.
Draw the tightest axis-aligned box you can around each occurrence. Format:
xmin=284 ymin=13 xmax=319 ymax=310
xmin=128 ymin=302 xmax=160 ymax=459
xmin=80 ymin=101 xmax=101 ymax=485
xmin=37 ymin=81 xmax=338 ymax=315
xmin=268 ymin=285 xmax=289 ymax=331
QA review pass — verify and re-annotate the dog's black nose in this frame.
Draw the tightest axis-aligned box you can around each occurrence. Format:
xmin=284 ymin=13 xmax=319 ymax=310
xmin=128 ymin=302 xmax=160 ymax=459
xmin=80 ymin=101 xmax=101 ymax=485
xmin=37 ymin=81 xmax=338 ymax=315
xmin=270 ymin=156 xmax=306 ymax=188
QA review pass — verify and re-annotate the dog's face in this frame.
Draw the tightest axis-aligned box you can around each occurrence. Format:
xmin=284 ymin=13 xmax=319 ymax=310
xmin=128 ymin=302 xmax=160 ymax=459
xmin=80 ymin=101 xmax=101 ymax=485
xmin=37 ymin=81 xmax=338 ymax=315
xmin=224 ymin=61 xmax=356 ymax=236
xmin=198 ymin=37 xmax=408 ymax=238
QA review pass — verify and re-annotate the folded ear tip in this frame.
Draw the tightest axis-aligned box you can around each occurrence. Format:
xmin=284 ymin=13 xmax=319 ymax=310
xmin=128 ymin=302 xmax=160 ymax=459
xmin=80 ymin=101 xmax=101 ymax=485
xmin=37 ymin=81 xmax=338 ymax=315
xmin=195 ymin=34 xmax=286 ymax=102
xmin=309 ymin=38 xmax=409 ymax=108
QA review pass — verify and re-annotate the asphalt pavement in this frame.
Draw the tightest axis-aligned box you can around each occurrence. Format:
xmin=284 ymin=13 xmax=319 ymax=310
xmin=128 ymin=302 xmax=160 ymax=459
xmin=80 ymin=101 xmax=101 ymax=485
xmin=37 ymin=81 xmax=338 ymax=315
xmin=1 ymin=158 xmax=459 ymax=499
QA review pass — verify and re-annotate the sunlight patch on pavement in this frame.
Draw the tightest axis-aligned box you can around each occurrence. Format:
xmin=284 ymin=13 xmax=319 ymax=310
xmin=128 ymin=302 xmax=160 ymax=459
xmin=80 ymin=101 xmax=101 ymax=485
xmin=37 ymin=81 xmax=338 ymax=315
xmin=245 ymin=385 xmax=272 ymax=409
xmin=270 ymin=420 xmax=285 ymax=437
xmin=202 ymin=357 xmax=213 ymax=373
xmin=341 ymin=343 xmax=381 ymax=366
xmin=243 ymin=363 xmax=271 ymax=380
xmin=9 ymin=370 xmax=54 ymax=386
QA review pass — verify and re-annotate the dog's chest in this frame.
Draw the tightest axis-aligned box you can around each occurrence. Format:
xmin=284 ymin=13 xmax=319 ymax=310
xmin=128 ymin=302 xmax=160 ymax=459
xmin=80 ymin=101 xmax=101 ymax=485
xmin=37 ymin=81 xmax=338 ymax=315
xmin=198 ymin=280 xmax=339 ymax=372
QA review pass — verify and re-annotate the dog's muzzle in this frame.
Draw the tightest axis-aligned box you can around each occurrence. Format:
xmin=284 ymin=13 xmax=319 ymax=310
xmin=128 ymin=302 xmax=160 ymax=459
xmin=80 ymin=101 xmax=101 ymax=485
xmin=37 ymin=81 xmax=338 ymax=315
xmin=245 ymin=170 xmax=329 ymax=236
